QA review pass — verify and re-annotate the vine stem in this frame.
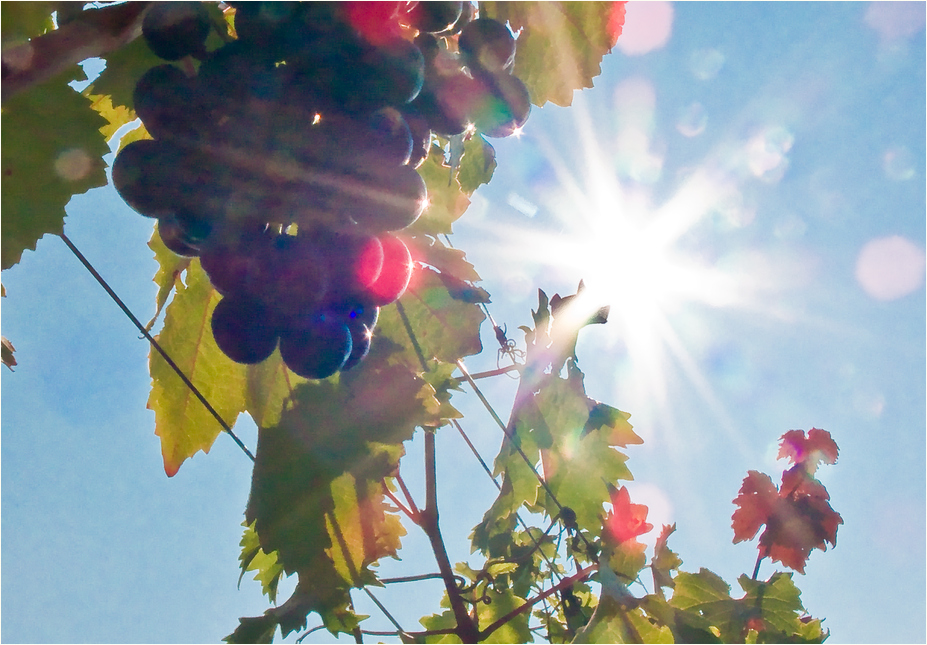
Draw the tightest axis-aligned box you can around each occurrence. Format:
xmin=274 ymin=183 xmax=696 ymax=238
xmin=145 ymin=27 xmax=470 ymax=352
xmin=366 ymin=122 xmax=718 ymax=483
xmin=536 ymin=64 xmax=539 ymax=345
xmin=421 ymin=430 xmax=480 ymax=643
xmin=479 ymin=562 xmax=598 ymax=640
xmin=380 ymin=481 xmax=418 ymax=525
xmin=59 ymin=233 xmax=254 ymax=462
xmin=2 ymin=2 xmax=150 ymax=101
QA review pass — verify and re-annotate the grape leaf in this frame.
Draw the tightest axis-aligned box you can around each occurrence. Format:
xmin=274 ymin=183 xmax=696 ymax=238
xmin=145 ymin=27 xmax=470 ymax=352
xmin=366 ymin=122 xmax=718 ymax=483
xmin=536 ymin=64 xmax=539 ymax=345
xmin=87 ymin=36 xmax=163 ymax=109
xmin=84 ymin=92 xmax=137 ymax=142
xmin=418 ymin=605 xmax=462 ymax=644
xmin=147 ymin=260 xmax=248 ymax=476
xmin=777 ymin=428 xmax=838 ymax=474
xmin=224 ymin=614 xmax=277 ymax=644
xmin=2 ymin=71 xmax=109 ymax=269
xmin=2 ymin=336 xmax=17 ymax=371
xmin=1 ymin=2 xmax=56 ymax=42
xmin=457 ymin=134 xmax=497 ymax=195
xmin=408 ymin=145 xmax=472 ymax=236
xmin=651 ymin=524 xmax=682 ymax=593
xmin=670 ymin=568 xmax=746 ymax=641
xmin=145 ymin=223 xmax=191 ymax=331
xmin=244 ymin=350 xmax=303 ymax=429
xmin=245 ymin=372 xmax=420 ymax=636
xmin=480 ymin=2 xmax=626 ymax=107
xmin=575 ymin=569 xmax=672 ymax=644
xmin=478 ymin=588 xmax=530 ymax=644
xmin=602 ymin=485 xmax=653 ymax=545
xmin=400 ymin=234 xmax=482 ymax=283
xmin=737 ymin=573 xmax=805 ymax=635
xmin=238 ymin=521 xmax=285 ymax=604
xmin=377 ymin=267 xmax=485 ymax=368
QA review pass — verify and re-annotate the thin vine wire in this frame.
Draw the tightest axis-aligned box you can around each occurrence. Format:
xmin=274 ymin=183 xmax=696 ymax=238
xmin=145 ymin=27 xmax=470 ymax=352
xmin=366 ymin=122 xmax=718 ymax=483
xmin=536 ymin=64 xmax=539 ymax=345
xmin=60 ymin=232 xmax=255 ymax=462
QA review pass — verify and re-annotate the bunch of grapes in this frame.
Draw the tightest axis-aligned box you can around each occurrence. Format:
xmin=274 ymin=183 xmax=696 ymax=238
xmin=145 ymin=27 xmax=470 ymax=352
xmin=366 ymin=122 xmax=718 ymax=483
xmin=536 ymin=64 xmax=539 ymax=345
xmin=112 ymin=1 xmax=530 ymax=378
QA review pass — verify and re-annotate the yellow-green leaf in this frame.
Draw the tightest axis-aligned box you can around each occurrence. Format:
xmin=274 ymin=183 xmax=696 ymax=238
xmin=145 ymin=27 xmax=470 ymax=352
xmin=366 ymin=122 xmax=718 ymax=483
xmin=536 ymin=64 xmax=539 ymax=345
xmin=147 ymin=260 xmax=248 ymax=476
xmin=481 ymin=2 xmax=625 ymax=107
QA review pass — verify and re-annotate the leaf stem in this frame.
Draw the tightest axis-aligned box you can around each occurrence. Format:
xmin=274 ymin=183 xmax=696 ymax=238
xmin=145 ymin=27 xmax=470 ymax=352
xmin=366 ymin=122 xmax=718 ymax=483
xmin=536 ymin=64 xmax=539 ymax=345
xmin=752 ymin=553 xmax=764 ymax=580
xmin=59 ymin=233 xmax=254 ymax=462
xmin=479 ymin=563 xmax=598 ymax=640
xmin=362 ymin=587 xmax=405 ymax=638
xmin=380 ymin=481 xmax=419 ymax=525
xmin=421 ymin=430 xmax=480 ymax=643
xmin=394 ymin=471 xmax=422 ymax=520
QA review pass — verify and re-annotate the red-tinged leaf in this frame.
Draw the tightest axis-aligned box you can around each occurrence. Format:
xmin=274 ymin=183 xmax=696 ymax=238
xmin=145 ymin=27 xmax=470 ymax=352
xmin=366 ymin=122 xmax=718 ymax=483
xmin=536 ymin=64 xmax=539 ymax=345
xmin=777 ymin=428 xmax=838 ymax=474
xmin=760 ymin=495 xmax=843 ymax=574
xmin=604 ymin=485 xmax=653 ymax=545
xmin=732 ymin=471 xmax=779 ymax=543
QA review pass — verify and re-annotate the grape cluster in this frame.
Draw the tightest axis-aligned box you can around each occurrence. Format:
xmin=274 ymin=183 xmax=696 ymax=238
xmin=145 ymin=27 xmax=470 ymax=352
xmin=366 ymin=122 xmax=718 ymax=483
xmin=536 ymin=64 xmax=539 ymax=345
xmin=113 ymin=1 xmax=529 ymax=378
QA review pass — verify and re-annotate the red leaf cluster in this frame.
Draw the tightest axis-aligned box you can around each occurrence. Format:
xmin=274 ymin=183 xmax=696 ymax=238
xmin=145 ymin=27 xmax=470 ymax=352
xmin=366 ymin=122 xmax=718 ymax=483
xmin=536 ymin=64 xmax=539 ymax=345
xmin=732 ymin=429 xmax=843 ymax=573
xmin=778 ymin=428 xmax=839 ymax=474
xmin=604 ymin=485 xmax=653 ymax=544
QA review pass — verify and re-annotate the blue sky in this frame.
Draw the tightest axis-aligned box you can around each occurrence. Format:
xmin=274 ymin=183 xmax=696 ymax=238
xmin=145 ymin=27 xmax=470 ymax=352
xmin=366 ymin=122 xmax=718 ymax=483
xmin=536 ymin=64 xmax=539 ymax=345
xmin=2 ymin=2 xmax=925 ymax=643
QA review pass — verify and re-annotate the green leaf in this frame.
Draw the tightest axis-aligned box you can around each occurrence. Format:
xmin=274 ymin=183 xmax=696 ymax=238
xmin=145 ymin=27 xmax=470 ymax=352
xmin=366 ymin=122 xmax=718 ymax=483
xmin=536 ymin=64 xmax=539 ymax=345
xmin=480 ymin=2 xmax=624 ymax=107
xmin=88 ymin=36 xmax=164 ymax=109
xmin=377 ymin=267 xmax=485 ymax=367
xmin=407 ymin=145 xmax=472 ymax=236
xmin=400 ymin=234 xmax=482 ymax=283
xmin=2 ymin=72 xmax=109 ymax=269
xmin=671 ymin=568 xmax=746 ymax=641
xmin=418 ymin=606 xmax=462 ymax=644
xmin=478 ymin=588 xmax=531 ymax=644
xmin=651 ymin=524 xmax=682 ymax=593
xmin=456 ymin=135 xmax=497 ymax=195
xmin=584 ymin=403 xmax=642 ymax=447
xmin=575 ymin=585 xmax=672 ymax=644
xmin=224 ymin=614 xmax=277 ymax=644
xmin=147 ymin=260 xmax=248 ymax=476
xmin=1 ymin=2 xmax=56 ymax=42
xmin=238 ymin=521 xmax=285 ymax=604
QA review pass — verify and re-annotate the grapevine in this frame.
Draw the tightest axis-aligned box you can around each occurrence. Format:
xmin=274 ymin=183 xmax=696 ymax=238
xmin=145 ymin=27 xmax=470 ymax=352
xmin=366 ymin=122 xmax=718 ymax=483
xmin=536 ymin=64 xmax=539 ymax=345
xmin=0 ymin=2 xmax=850 ymax=644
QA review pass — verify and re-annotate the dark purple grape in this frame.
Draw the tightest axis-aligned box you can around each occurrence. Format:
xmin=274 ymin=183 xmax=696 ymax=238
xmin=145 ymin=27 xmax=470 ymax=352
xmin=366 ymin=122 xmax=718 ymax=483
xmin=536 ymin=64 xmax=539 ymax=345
xmin=133 ymin=64 xmax=207 ymax=141
xmin=157 ymin=218 xmax=201 ymax=257
xmin=345 ymin=159 xmax=428 ymax=233
xmin=459 ymin=18 xmax=516 ymax=74
xmin=341 ymin=324 xmax=371 ymax=371
xmin=472 ymin=72 xmax=531 ymax=138
xmin=407 ymin=1 xmax=463 ymax=34
xmin=112 ymin=139 xmax=184 ymax=218
xmin=314 ymin=229 xmax=384 ymax=297
xmin=142 ymin=2 xmax=211 ymax=61
xmin=279 ymin=313 xmax=352 ymax=379
xmin=211 ymin=296 xmax=279 ymax=364
xmin=400 ymin=104 xmax=432 ymax=168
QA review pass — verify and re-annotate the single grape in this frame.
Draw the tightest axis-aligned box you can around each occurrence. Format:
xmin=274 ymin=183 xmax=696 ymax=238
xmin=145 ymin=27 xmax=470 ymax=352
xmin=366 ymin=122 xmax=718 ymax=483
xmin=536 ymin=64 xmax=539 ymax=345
xmin=133 ymin=64 xmax=207 ymax=141
xmin=233 ymin=1 xmax=304 ymax=59
xmin=406 ymin=1 xmax=463 ymax=34
xmin=341 ymin=323 xmax=372 ymax=371
xmin=413 ymin=70 xmax=481 ymax=137
xmin=472 ymin=72 xmax=531 ymax=138
xmin=400 ymin=104 xmax=432 ymax=168
xmin=157 ymin=218 xmax=201 ymax=257
xmin=315 ymin=229 xmax=385 ymax=297
xmin=112 ymin=139 xmax=185 ymax=218
xmin=459 ymin=18 xmax=516 ymax=75
xmin=365 ymin=235 xmax=413 ymax=306
xmin=339 ymin=1 xmax=403 ymax=45
xmin=211 ymin=296 xmax=279 ymax=364
xmin=199 ymin=224 xmax=274 ymax=297
xmin=279 ymin=313 xmax=352 ymax=379
xmin=142 ymin=1 xmax=211 ymax=61
xmin=346 ymin=163 xmax=428 ymax=232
